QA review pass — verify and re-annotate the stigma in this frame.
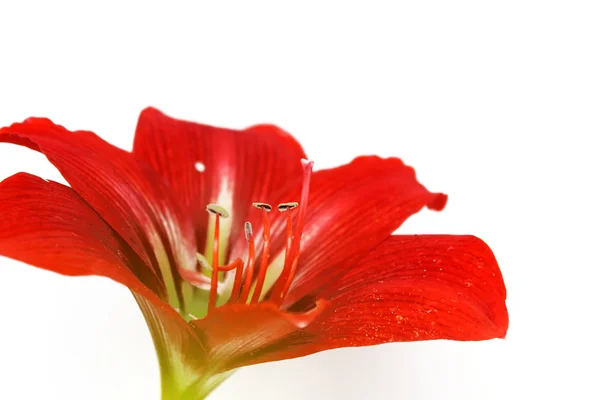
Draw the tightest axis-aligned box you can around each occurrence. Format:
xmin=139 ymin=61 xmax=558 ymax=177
xmin=179 ymin=159 xmax=314 ymax=315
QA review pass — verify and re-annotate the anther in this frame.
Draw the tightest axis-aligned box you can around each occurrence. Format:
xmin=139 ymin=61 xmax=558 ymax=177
xmin=206 ymin=204 xmax=230 ymax=218
xmin=244 ymin=221 xmax=253 ymax=241
xmin=252 ymin=202 xmax=272 ymax=212
xmin=277 ymin=202 xmax=299 ymax=212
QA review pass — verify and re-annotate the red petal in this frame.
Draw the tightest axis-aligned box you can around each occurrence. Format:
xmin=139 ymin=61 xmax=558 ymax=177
xmin=132 ymin=107 xmax=306 ymax=255
xmin=190 ymin=300 xmax=328 ymax=373
xmin=234 ymin=156 xmax=447 ymax=305
xmin=0 ymin=172 xmax=165 ymax=298
xmin=315 ymin=234 xmax=508 ymax=340
xmin=253 ymin=234 xmax=507 ymax=367
xmin=0 ymin=118 xmax=197 ymax=283
xmin=0 ymin=173 xmax=216 ymax=395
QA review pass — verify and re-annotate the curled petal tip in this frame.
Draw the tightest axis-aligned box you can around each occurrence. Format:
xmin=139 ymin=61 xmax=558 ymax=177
xmin=427 ymin=193 xmax=448 ymax=211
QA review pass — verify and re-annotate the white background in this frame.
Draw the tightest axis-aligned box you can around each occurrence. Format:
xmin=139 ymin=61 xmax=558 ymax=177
xmin=0 ymin=1 xmax=598 ymax=399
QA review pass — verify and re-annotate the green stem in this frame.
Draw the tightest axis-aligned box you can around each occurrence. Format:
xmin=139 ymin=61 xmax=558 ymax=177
xmin=162 ymin=370 xmax=234 ymax=400
xmin=132 ymin=293 xmax=234 ymax=400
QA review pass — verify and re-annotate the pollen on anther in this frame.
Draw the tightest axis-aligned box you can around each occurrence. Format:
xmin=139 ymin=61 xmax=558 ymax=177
xmin=244 ymin=222 xmax=253 ymax=241
xmin=278 ymin=202 xmax=299 ymax=212
xmin=206 ymin=204 xmax=230 ymax=218
xmin=252 ymin=202 xmax=273 ymax=212
xmin=195 ymin=161 xmax=206 ymax=172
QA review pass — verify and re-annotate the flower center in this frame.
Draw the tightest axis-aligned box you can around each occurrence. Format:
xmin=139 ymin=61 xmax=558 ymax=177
xmin=179 ymin=159 xmax=313 ymax=317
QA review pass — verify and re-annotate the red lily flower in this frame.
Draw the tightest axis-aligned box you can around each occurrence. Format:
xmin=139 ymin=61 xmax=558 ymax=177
xmin=0 ymin=108 xmax=508 ymax=399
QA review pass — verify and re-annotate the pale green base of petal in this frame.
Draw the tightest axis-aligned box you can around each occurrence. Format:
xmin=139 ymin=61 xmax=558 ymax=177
xmin=162 ymin=370 xmax=235 ymax=400
xmin=133 ymin=293 xmax=235 ymax=400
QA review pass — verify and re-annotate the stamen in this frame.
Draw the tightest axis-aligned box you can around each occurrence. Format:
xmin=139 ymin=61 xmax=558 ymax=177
xmin=206 ymin=203 xmax=230 ymax=218
xmin=271 ymin=159 xmax=314 ymax=304
xmin=251 ymin=205 xmax=272 ymax=303
xmin=267 ymin=210 xmax=294 ymax=303
xmin=278 ymin=204 xmax=294 ymax=260
xmin=226 ymin=258 xmax=245 ymax=303
xmin=278 ymin=201 xmax=299 ymax=263
xmin=218 ymin=257 xmax=243 ymax=272
xmin=207 ymin=204 xmax=229 ymax=312
xmin=252 ymin=202 xmax=273 ymax=212
xmin=187 ymin=161 xmax=315 ymax=312
xmin=239 ymin=222 xmax=256 ymax=303
xmin=280 ymin=257 xmax=299 ymax=300
xmin=277 ymin=202 xmax=299 ymax=212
